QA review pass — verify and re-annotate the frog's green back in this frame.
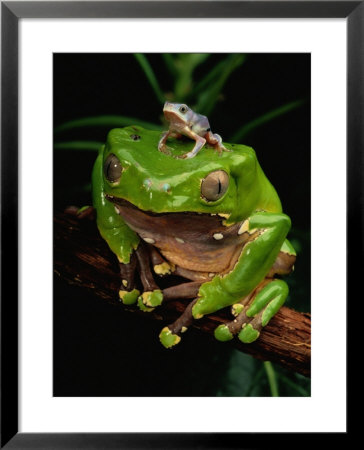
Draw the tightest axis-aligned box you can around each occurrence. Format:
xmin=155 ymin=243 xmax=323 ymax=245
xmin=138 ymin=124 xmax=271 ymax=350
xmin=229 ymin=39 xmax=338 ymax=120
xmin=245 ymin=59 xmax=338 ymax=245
xmin=96 ymin=126 xmax=282 ymax=223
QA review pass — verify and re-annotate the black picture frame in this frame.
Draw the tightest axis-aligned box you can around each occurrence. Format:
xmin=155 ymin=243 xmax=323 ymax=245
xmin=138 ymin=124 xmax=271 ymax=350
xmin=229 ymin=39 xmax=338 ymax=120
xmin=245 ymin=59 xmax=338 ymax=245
xmin=1 ymin=1 xmax=358 ymax=447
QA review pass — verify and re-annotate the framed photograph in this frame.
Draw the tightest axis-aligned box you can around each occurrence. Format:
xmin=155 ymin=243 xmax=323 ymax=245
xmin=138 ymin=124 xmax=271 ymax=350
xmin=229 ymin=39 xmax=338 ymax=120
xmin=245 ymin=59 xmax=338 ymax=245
xmin=2 ymin=1 xmax=357 ymax=447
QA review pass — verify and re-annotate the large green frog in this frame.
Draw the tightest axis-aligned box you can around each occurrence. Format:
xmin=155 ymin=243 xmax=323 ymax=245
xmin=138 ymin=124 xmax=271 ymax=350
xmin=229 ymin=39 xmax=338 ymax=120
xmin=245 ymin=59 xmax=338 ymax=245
xmin=92 ymin=125 xmax=296 ymax=348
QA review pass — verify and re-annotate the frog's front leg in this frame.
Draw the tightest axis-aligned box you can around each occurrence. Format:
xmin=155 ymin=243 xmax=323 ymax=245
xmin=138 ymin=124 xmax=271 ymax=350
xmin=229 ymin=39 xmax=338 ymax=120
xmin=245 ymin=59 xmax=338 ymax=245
xmin=178 ymin=126 xmax=206 ymax=159
xmin=192 ymin=212 xmax=291 ymax=344
xmin=158 ymin=131 xmax=182 ymax=155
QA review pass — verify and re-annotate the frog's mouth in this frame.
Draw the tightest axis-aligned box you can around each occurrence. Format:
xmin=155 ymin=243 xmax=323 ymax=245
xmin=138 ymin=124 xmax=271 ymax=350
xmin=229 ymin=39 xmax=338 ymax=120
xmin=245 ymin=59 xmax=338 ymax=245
xmin=105 ymin=194 xmax=243 ymax=247
xmin=106 ymin=194 xmax=247 ymax=273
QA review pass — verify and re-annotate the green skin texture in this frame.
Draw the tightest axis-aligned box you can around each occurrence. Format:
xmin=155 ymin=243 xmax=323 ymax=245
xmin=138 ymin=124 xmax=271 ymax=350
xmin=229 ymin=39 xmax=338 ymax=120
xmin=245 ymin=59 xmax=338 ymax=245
xmin=92 ymin=126 xmax=295 ymax=346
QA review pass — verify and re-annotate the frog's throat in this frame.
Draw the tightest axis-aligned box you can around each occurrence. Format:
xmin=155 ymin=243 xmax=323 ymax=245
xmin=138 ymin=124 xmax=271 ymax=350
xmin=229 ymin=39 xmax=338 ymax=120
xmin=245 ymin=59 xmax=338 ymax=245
xmin=105 ymin=194 xmax=250 ymax=273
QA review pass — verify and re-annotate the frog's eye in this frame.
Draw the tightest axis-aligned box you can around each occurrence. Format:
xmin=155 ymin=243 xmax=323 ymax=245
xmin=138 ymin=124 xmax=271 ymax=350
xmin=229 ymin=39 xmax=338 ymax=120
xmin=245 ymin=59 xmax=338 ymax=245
xmin=179 ymin=104 xmax=188 ymax=114
xmin=201 ymin=170 xmax=229 ymax=201
xmin=104 ymin=154 xmax=122 ymax=184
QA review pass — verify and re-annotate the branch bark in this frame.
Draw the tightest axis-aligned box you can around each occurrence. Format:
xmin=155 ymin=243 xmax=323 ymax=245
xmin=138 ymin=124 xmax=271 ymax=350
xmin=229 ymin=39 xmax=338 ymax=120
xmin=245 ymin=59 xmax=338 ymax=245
xmin=54 ymin=211 xmax=311 ymax=377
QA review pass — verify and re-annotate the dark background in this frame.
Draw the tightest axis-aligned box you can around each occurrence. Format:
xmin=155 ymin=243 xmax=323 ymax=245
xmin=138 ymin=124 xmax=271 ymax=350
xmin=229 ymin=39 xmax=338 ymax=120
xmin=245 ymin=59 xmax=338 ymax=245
xmin=53 ymin=53 xmax=310 ymax=396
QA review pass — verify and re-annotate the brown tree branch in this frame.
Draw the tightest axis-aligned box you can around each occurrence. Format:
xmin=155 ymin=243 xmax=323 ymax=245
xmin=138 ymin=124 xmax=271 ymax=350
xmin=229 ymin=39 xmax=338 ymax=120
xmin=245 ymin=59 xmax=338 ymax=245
xmin=54 ymin=211 xmax=311 ymax=377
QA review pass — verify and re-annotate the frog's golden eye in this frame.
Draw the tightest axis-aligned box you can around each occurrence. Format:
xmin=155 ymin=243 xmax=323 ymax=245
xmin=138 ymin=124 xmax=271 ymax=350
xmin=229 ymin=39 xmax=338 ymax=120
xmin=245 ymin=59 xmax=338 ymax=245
xmin=104 ymin=154 xmax=122 ymax=184
xmin=201 ymin=170 xmax=229 ymax=201
xmin=179 ymin=105 xmax=188 ymax=114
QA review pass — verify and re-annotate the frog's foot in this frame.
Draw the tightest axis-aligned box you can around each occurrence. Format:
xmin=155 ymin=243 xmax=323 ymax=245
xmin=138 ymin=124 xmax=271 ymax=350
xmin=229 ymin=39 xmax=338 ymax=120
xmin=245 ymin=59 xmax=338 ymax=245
xmin=118 ymin=252 xmax=140 ymax=305
xmin=149 ymin=246 xmax=175 ymax=276
xmin=206 ymin=132 xmax=231 ymax=155
xmin=214 ymin=279 xmax=289 ymax=344
xmin=159 ymin=299 xmax=197 ymax=348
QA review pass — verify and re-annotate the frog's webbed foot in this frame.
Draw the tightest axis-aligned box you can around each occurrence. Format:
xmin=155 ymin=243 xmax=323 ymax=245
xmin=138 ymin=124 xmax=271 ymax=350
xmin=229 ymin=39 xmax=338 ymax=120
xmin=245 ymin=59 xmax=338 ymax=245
xmin=214 ymin=279 xmax=289 ymax=344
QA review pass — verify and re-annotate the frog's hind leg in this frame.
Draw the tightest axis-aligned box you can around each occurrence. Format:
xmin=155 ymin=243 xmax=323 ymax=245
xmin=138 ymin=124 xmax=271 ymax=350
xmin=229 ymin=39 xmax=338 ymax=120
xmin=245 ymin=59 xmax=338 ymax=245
xmin=149 ymin=246 xmax=175 ymax=276
xmin=135 ymin=242 xmax=164 ymax=310
xmin=205 ymin=131 xmax=230 ymax=155
xmin=159 ymin=299 xmax=197 ymax=348
xmin=118 ymin=252 xmax=141 ymax=305
xmin=162 ymin=281 xmax=202 ymax=301
xmin=214 ymin=279 xmax=289 ymax=344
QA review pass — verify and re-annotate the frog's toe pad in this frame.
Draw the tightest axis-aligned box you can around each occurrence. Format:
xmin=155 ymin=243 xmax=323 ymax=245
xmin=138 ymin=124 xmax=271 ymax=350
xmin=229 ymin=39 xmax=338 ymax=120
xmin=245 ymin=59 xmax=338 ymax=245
xmin=119 ymin=288 xmax=140 ymax=305
xmin=214 ymin=324 xmax=234 ymax=342
xmin=159 ymin=327 xmax=181 ymax=348
xmin=231 ymin=303 xmax=244 ymax=317
xmin=141 ymin=290 xmax=163 ymax=307
xmin=238 ymin=323 xmax=260 ymax=344
xmin=137 ymin=297 xmax=155 ymax=312
xmin=154 ymin=262 xmax=174 ymax=276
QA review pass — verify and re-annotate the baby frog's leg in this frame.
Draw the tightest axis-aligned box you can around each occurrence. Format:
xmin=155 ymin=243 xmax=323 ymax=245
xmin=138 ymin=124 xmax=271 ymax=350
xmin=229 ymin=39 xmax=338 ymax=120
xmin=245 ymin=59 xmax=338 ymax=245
xmin=158 ymin=130 xmax=171 ymax=154
xmin=205 ymin=131 xmax=229 ymax=154
xmin=178 ymin=126 xmax=206 ymax=159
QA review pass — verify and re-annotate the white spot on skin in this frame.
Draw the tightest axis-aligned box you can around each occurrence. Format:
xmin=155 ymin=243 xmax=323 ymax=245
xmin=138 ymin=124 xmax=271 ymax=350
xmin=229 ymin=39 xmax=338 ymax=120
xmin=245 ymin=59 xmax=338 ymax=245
xmin=238 ymin=220 xmax=249 ymax=235
xmin=213 ymin=233 xmax=224 ymax=240
xmin=114 ymin=206 xmax=120 ymax=214
xmin=181 ymin=326 xmax=188 ymax=333
xmin=175 ymin=237 xmax=184 ymax=244
xmin=208 ymin=273 xmax=215 ymax=278
xmin=143 ymin=237 xmax=155 ymax=244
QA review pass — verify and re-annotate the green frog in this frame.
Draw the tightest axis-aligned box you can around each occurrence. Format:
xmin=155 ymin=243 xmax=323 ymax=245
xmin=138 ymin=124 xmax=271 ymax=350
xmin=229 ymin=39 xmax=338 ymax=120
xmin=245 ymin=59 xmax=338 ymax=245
xmin=92 ymin=126 xmax=296 ymax=348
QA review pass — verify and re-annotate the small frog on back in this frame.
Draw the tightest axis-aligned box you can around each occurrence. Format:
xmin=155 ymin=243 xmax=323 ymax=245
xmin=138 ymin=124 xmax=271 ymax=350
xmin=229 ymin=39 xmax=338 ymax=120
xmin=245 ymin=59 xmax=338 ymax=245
xmin=158 ymin=102 xmax=229 ymax=159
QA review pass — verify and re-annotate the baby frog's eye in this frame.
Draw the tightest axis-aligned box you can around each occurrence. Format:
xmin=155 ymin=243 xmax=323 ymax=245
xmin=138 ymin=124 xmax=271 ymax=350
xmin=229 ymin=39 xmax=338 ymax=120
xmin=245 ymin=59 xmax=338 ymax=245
xmin=104 ymin=154 xmax=122 ymax=184
xmin=179 ymin=104 xmax=188 ymax=114
xmin=201 ymin=170 xmax=229 ymax=202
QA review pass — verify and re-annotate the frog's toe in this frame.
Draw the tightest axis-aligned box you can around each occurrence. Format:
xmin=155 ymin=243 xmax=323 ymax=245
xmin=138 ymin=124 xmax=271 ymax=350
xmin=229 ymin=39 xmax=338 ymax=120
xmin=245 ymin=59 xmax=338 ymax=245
xmin=236 ymin=279 xmax=288 ymax=343
xmin=159 ymin=326 xmax=181 ymax=348
xmin=231 ymin=303 xmax=244 ymax=317
xmin=238 ymin=322 xmax=261 ymax=344
xmin=119 ymin=288 xmax=140 ymax=305
xmin=214 ymin=324 xmax=234 ymax=342
xmin=140 ymin=290 xmax=163 ymax=308
xmin=154 ymin=261 xmax=174 ymax=276
xmin=137 ymin=297 xmax=155 ymax=312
